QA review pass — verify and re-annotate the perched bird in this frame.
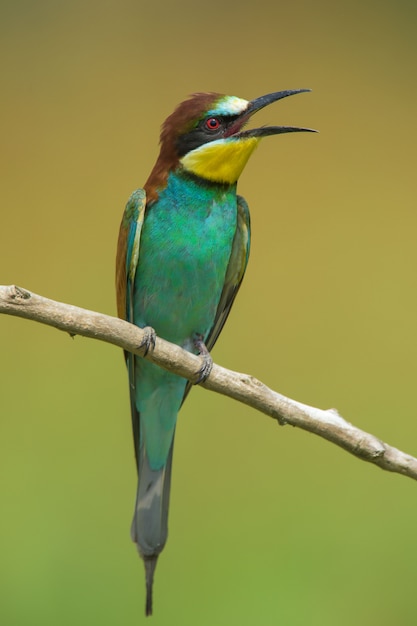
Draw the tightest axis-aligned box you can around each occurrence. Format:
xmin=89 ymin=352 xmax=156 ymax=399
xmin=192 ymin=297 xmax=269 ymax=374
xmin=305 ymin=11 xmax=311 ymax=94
xmin=116 ymin=89 xmax=314 ymax=615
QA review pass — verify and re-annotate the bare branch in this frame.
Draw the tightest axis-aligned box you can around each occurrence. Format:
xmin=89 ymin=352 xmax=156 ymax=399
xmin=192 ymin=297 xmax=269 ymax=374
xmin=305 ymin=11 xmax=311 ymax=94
xmin=1 ymin=284 xmax=416 ymax=481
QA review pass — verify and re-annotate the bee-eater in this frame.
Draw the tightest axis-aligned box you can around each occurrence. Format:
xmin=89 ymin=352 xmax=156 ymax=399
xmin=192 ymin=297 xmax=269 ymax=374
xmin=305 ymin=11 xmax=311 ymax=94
xmin=116 ymin=89 xmax=313 ymax=615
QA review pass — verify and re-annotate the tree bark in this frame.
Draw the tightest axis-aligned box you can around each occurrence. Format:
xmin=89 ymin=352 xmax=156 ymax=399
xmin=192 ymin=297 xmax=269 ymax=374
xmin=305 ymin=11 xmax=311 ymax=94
xmin=1 ymin=284 xmax=416 ymax=481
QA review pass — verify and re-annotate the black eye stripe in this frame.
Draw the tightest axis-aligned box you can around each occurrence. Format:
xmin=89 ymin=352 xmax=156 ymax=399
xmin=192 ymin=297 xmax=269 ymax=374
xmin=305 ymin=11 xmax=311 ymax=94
xmin=176 ymin=114 xmax=241 ymax=157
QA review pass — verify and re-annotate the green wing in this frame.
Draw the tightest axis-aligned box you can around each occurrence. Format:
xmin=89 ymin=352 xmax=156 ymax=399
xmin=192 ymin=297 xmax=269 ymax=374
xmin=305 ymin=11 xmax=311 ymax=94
xmin=115 ymin=188 xmax=147 ymax=466
xmin=182 ymin=194 xmax=251 ymax=402
xmin=116 ymin=188 xmax=147 ymax=323
xmin=206 ymin=194 xmax=251 ymax=352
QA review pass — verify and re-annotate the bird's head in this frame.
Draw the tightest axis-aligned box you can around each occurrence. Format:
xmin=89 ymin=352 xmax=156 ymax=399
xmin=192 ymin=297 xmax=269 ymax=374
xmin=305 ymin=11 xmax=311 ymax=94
xmin=144 ymin=90 xmax=314 ymax=201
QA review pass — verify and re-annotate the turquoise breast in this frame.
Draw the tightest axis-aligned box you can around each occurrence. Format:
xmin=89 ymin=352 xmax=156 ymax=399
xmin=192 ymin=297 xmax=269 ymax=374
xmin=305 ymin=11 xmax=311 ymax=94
xmin=133 ymin=171 xmax=238 ymax=352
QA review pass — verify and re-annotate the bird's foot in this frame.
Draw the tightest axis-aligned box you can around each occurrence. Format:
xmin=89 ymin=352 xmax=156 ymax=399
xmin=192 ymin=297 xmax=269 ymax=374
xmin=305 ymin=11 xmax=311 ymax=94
xmin=193 ymin=333 xmax=213 ymax=384
xmin=140 ymin=326 xmax=156 ymax=356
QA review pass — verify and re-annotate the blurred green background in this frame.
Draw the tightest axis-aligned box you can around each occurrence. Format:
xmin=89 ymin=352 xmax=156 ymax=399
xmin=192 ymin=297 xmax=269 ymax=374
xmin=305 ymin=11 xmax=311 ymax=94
xmin=1 ymin=0 xmax=417 ymax=624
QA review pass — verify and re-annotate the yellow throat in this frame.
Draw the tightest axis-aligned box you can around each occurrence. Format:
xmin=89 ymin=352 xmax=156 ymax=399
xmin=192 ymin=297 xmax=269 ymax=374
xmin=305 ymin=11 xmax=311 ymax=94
xmin=180 ymin=136 xmax=260 ymax=184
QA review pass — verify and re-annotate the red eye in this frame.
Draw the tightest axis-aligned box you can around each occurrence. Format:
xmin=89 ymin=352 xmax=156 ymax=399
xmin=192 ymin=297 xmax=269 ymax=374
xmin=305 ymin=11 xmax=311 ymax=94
xmin=205 ymin=117 xmax=221 ymax=131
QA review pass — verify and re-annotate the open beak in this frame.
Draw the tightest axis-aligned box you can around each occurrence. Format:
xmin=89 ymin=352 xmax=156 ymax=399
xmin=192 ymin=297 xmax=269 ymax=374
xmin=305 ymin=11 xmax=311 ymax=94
xmin=226 ymin=89 xmax=316 ymax=138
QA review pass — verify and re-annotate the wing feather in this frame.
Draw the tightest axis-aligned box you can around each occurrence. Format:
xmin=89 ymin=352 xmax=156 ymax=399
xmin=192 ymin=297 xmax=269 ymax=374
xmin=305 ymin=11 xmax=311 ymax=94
xmin=115 ymin=188 xmax=147 ymax=467
xmin=116 ymin=188 xmax=147 ymax=322
xmin=206 ymin=194 xmax=250 ymax=352
xmin=182 ymin=194 xmax=250 ymax=402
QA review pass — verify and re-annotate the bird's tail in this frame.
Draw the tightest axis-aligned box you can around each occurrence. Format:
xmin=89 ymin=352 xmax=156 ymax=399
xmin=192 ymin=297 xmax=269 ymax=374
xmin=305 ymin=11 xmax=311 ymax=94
xmin=131 ymin=437 xmax=175 ymax=616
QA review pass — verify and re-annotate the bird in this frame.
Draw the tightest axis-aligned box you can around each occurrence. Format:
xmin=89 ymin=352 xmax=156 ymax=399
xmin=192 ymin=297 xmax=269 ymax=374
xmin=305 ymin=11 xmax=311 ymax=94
xmin=116 ymin=89 xmax=314 ymax=615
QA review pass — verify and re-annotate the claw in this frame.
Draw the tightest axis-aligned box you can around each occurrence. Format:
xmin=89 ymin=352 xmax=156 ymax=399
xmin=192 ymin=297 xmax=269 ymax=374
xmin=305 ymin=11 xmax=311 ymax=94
xmin=140 ymin=326 xmax=156 ymax=356
xmin=193 ymin=333 xmax=213 ymax=384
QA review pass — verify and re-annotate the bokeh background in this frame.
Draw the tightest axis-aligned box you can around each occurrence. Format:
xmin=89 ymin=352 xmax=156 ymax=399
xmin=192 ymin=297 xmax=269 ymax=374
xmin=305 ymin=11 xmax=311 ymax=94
xmin=1 ymin=1 xmax=417 ymax=624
